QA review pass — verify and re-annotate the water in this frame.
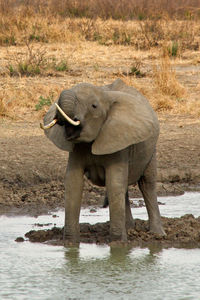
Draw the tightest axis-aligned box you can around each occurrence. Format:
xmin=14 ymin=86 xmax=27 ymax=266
xmin=1 ymin=192 xmax=200 ymax=300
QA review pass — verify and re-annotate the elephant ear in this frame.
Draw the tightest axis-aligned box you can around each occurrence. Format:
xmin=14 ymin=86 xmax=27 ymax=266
xmin=92 ymin=91 xmax=159 ymax=155
xmin=43 ymin=102 xmax=73 ymax=152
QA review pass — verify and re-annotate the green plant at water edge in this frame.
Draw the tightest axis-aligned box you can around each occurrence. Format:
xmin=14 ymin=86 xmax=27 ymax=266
xmin=35 ymin=95 xmax=54 ymax=111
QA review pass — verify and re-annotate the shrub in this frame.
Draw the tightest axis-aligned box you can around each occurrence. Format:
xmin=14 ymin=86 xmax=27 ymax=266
xmin=6 ymin=41 xmax=70 ymax=76
xmin=129 ymin=59 xmax=145 ymax=77
xmin=6 ymin=42 xmax=47 ymax=76
xmin=35 ymin=95 xmax=54 ymax=111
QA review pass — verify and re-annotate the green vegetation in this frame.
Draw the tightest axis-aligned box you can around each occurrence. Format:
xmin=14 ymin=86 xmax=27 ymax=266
xmin=54 ymin=60 xmax=69 ymax=72
xmin=35 ymin=95 xmax=54 ymax=111
xmin=168 ymin=41 xmax=179 ymax=57
xmin=6 ymin=43 xmax=69 ymax=77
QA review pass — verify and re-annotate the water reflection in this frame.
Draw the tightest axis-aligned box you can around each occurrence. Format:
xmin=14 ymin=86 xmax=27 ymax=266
xmin=64 ymin=243 xmax=162 ymax=273
xmin=61 ymin=244 xmax=200 ymax=300
xmin=61 ymin=244 xmax=166 ymax=299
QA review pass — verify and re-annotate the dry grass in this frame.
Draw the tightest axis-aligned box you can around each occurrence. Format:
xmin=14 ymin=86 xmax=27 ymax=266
xmin=153 ymin=55 xmax=186 ymax=99
xmin=0 ymin=1 xmax=200 ymax=119
xmin=0 ymin=2 xmax=199 ymax=51
xmin=1 ymin=40 xmax=200 ymax=119
xmin=0 ymin=16 xmax=199 ymax=52
xmin=1 ymin=0 xmax=200 ymax=20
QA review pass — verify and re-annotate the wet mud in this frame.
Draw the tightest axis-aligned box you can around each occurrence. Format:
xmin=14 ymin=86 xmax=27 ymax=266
xmin=24 ymin=214 xmax=200 ymax=249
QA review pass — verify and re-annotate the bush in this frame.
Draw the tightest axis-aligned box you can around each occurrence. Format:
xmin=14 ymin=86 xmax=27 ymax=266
xmin=6 ymin=42 xmax=70 ymax=77
xmin=35 ymin=95 xmax=54 ymax=111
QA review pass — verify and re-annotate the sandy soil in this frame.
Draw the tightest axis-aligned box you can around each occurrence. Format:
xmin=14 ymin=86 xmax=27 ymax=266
xmin=0 ymin=114 xmax=200 ymax=216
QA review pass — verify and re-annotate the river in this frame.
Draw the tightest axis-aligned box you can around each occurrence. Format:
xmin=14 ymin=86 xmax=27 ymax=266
xmin=1 ymin=192 xmax=200 ymax=300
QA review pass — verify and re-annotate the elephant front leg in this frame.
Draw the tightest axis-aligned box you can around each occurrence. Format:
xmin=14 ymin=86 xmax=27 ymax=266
xmin=106 ymin=161 xmax=128 ymax=242
xmin=138 ymin=152 xmax=165 ymax=236
xmin=64 ymin=156 xmax=84 ymax=244
xmin=103 ymin=190 xmax=135 ymax=230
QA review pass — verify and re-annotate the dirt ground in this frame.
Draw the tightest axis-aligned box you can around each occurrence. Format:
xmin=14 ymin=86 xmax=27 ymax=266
xmin=0 ymin=114 xmax=200 ymax=216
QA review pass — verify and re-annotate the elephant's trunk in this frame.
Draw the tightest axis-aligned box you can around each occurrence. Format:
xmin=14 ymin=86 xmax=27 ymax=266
xmin=40 ymin=102 xmax=80 ymax=130
xmin=55 ymin=103 xmax=80 ymax=126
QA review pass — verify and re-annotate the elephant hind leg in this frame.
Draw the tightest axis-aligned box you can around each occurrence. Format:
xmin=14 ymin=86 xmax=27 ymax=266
xmin=102 ymin=195 xmax=109 ymax=208
xmin=125 ymin=190 xmax=136 ymax=230
xmin=138 ymin=152 xmax=165 ymax=236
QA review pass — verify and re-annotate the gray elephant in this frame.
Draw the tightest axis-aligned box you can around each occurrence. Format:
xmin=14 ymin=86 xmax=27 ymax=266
xmin=41 ymin=79 xmax=165 ymax=243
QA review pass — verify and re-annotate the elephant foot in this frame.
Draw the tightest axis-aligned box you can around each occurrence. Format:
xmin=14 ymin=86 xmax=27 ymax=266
xmin=110 ymin=228 xmax=127 ymax=243
xmin=149 ymin=222 xmax=166 ymax=236
xmin=109 ymin=240 xmax=129 ymax=247
xmin=63 ymin=228 xmax=80 ymax=246
xmin=63 ymin=239 xmax=80 ymax=247
xmin=102 ymin=196 xmax=109 ymax=208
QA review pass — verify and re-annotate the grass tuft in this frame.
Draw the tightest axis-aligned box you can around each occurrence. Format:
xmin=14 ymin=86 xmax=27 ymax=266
xmin=153 ymin=55 xmax=186 ymax=99
xmin=0 ymin=98 xmax=7 ymax=117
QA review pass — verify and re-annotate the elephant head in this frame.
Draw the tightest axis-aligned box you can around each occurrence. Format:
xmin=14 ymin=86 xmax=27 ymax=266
xmin=41 ymin=79 xmax=159 ymax=155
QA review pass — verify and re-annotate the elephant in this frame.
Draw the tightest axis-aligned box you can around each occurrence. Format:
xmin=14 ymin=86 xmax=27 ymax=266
xmin=41 ymin=78 xmax=165 ymax=244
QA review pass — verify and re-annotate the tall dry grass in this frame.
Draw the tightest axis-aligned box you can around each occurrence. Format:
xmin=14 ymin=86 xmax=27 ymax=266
xmin=151 ymin=54 xmax=186 ymax=111
xmin=0 ymin=14 xmax=199 ymax=53
xmin=0 ymin=0 xmax=200 ymax=119
xmin=0 ymin=0 xmax=199 ymax=51
xmin=1 ymin=0 xmax=200 ymax=20
xmin=153 ymin=55 xmax=186 ymax=98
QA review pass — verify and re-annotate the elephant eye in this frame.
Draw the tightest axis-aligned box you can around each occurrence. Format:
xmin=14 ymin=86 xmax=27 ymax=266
xmin=91 ymin=104 xmax=97 ymax=109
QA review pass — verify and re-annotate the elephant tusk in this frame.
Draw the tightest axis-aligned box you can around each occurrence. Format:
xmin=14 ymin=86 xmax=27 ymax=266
xmin=55 ymin=103 xmax=80 ymax=126
xmin=40 ymin=119 xmax=57 ymax=130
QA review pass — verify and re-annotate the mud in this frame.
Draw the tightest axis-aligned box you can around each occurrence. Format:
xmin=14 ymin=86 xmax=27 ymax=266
xmin=24 ymin=214 xmax=200 ymax=248
xmin=0 ymin=115 xmax=200 ymax=215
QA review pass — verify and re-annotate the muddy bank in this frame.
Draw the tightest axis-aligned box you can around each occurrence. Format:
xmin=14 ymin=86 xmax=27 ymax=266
xmin=0 ymin=115 xmax=200 ymax=215
xmin=23 ymin=214 xmax=200 ymax=248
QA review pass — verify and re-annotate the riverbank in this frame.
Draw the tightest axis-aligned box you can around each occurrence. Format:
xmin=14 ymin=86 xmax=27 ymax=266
xmin=16 ymin=193 xmax=200 ymax=248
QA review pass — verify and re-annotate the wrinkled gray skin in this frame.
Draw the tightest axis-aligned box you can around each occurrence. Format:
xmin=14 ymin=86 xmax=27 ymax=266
xmin=43 ymin=79 xmax=165 ymax=243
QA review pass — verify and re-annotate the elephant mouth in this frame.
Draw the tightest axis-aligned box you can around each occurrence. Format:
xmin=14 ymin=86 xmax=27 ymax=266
xmin=64 ymin=122 xmax=82 ymax=141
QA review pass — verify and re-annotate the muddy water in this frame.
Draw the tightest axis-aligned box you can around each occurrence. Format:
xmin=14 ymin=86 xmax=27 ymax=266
xmin=1 ymin=193 xmax=200 ymax=300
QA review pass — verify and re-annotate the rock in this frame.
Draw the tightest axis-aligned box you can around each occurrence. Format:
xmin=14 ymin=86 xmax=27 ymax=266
xmin=15 ymin=237 xmax=25 ymax=242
